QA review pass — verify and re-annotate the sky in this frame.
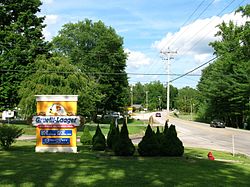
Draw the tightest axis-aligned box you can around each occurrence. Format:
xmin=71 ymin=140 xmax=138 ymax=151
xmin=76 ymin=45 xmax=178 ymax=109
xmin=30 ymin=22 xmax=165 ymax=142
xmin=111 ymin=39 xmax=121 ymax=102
xmin=40 ymin=0 xmax=249 ymax=88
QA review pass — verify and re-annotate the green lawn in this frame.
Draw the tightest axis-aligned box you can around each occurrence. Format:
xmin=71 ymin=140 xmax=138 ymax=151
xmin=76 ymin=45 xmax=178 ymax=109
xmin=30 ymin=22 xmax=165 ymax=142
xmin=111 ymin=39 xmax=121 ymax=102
xmin=0 ymin=141 xmax=250 ymax=187
xmin=10 ymin=120 xmax=148 ymax=137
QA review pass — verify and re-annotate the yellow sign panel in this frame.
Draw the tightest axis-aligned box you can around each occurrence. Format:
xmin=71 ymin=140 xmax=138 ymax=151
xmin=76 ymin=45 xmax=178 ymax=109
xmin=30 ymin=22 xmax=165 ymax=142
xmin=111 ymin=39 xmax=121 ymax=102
xmin=32 ymin=95 xmax=79 ymax=153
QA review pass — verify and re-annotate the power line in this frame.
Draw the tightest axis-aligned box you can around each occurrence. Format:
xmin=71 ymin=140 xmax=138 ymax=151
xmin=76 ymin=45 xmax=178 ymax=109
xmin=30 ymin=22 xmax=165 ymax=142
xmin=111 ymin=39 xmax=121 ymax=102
xmin=0 ymin=69 xmax=201 ymax=76
xmin=161 ymin=0 xmax=207 ymax=51
xmin=177 ymin=0 xmax=239 ymax=54
xmin=170 ymin=56 xmax=218 ymax=83
xmin=142 ymin=0 xmax=212 ymax=75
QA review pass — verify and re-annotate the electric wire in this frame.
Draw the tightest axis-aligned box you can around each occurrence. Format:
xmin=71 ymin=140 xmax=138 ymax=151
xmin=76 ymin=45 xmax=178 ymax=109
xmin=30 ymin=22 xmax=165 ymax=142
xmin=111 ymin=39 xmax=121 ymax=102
xmin=137 ymin=0 xmax=212 ymax=77
xmin=169 ymin=56 xmax=217 ymax=83
xmin=178 ymin=0 xmax=242 ymax=55
xmin=161 ymin=0 xmax=214 ymax=51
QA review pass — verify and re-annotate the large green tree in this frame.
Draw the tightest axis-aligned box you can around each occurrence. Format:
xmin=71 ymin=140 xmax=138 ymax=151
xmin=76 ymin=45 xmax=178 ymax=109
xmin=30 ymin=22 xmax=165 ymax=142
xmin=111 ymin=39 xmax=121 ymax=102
xmin=175 ymin=86 xmax=199 ymax=113
xmin=131 ymin=81 xmax=178 ymax=110
xmin=51 ymin=20 xmax=129 ymax=113
xmin=132 ymin=82 xmax=145 ymax=105
xmin=18 ymin=55 xmax=103 ymax=118
xmin=0 ymin=0 xmax=49 ymax=111
xmin=197 ymin=5 xmax=250 ymax=128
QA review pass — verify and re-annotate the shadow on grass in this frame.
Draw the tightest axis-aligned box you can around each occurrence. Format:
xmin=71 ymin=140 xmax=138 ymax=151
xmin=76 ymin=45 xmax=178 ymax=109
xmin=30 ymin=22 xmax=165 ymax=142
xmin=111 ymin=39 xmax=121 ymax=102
xmin=0 ymin=142 xmax=250 ymax=187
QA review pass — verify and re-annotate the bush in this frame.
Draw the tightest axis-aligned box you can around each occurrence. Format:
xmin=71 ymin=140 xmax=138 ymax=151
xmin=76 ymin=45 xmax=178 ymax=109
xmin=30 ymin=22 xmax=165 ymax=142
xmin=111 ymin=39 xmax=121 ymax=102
xmin=138 ymin=125 xmax=160 ymax=156
xmin=160 ymin=124 xmax=184 ymax=156
xmin=107 ymin=120 xmax=116 ymax=149
xmin=92 ymin=124 xmax=106 ymax=151
xmin=112 ymin=125 xmax=120 ymax=150
xmin=163 ymin=120 xmax=169 ymax=135
xmin=246 ymin=123 xmax=250 ymax=130
xmin=113 ymin=120 xmax=135 ymax=156
xmin=0 ymin=124 xmax=24 ymax=150
xmin=155 ymin=126 xmax=163 ymax=144
xmin=80 ymin=126 xmax=92 ymax=145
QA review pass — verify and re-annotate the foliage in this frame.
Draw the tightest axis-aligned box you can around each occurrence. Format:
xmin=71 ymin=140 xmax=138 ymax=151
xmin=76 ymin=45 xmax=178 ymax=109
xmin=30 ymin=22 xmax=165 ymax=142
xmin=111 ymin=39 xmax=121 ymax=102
xmin=132 ymin=82 xmax=145 ymax=105
xmin=160 ymin=125 xmax=184 ymax=156
xmin=107 ymin=120 xmax=118 ymax=149
xmin=0 ymin=125 xmax=24 ymax=150
xmin=17 ymin=55 xmax=103 ymax=118
xmin=132 ymin=81 xmax=178 ymax=110
xmin=155 ymin=126 xmax=163 ymax=144
xmin=138 ymin=125 xmax=160 ymax=156
xmin=175 ymin=87 xmax=199 ymax=113
xmin=0 ymin=0 xmax=50 ymax=111
xmin=52 ymin=19 xmax=129 ymax=113
xmin=163 ymin=120 xmax=169 ymax=135
xmin=113 ymin=120 xmax=135 ymax=156
xmin=92 ymin=124 xmax=106 ymax=151
xmin=80 ymin=126 xmax=92 ymax=145
xmin=197 ymin=5 xmax=250 ymax=128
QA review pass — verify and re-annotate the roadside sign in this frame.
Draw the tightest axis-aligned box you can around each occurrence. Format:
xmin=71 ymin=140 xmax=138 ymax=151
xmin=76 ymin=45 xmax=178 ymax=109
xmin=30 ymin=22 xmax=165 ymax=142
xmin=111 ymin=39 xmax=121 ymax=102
xmin=32 ymin=95 xmax=79 ymax=153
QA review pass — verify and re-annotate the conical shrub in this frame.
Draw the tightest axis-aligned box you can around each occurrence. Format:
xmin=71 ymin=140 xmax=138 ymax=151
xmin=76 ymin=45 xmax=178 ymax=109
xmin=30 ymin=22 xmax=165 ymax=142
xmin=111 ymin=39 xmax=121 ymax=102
xmin=80 ymin=126 xmax=92 ymax=145
xmin=92 ymin=124 xmax=106 ymax=151
xmin=112 ymin=125 xmax=120 ymax=150
xmin=138 ymin=125 xmax=160 ymax=156
xmin=160 ymin=124 xmax=184 ymax=156
xmin=163 ymin=120 xmax=169 ymax=135
xmin=107 ymin=120 xmax=116 ymax=149
xmin=113 ymin=120 xmax=135 ymax=156
xmin=155 ymin=126 xmax=163 ymax=144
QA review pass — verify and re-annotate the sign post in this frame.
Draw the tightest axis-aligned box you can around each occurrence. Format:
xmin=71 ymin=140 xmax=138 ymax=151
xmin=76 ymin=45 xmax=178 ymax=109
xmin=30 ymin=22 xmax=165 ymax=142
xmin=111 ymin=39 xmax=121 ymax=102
xmin=32 ymin=95 xmax=80 ymax=153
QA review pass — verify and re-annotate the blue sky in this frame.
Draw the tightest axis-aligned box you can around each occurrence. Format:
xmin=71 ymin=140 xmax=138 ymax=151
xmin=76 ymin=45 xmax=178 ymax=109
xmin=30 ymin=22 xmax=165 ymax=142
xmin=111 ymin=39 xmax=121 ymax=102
xmin=41 ymin=0 xmax=249 ymax=88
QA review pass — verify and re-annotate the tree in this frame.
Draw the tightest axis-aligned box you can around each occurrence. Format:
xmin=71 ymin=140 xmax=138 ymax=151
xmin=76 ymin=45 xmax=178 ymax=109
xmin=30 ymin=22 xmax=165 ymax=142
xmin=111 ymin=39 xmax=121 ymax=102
xmin=80 ymin=126 xmax=92 ymax=145
xmin=51 ymin=20 xmax=129 ymax=113
xmin=0 ymin=0 xmax=50 ymax=111
xmin=17 ymin=55 xmax=103 ymax=118
xmin=197 ymin=5 xmax=250 ymax=128
xmin=155 ymin=126 xmax=163 ymax=144
xmin=175 ymin=87 xmax=199 ymax=113
xmin=92 ymin=124 xmax=106 ymax=151
xmin=107 ymin=120 xmax=116 ymax=149
xmin=163 ymin=120 xmax=169 ymax=135
xmin=160 ymin=124 xmax=184 ymax=156
xmin=132 ymin=82 xmax=146 ymax=105
xmin=145 ymin=81 xmax=166 ymax=110
xmin=138 ymin=125 xmax=160 ymax=156
xmin=113 ymin=119 xmax=135 ymax=156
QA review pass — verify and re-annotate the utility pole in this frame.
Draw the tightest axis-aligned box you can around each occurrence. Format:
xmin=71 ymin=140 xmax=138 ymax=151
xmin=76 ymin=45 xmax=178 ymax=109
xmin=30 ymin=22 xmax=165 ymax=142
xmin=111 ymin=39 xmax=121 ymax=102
xmin=145 ymin=91 xmax=149 ymax=111
xmin=130 ymin=85 xmax=133 ymax=107
xmin=161 ymin=48 xmax=177 ymax=113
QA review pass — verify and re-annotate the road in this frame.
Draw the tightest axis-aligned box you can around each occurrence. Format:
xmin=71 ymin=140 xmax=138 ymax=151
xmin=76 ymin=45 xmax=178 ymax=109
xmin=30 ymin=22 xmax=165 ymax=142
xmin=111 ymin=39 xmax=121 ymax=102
xmin=133 ymin=111 xmax=250 ymax=156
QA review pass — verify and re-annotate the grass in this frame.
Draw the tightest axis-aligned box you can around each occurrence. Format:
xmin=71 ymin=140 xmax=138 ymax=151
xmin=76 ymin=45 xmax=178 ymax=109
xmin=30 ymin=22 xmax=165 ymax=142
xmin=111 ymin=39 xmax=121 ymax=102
xmin=8 ymin=120 xmax=148 ymax=137
xmin=172 ymin=113 xmax=199 ymax=121
xmin=0 ymin=141 xmax=250 ymax=187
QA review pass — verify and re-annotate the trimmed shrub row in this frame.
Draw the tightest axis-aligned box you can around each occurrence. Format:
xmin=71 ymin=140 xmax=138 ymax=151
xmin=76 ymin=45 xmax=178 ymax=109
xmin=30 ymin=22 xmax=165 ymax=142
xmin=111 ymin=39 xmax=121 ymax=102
xmin=138 ymin=122 xmax=184 ymax=157
xmin=80 ymin=120 xmax=184 ymax=157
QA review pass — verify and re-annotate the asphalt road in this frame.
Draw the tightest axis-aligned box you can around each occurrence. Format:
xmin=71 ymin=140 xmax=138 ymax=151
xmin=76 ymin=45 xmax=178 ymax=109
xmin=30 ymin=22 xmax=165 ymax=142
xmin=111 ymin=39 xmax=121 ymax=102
xmin=133 ymin=111 xmax=250 ymax=156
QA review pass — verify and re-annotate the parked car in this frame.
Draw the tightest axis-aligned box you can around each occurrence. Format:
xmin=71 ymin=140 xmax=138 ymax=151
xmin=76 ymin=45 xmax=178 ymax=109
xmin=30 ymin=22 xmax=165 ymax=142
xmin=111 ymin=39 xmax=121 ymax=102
xmin=210 ymin=119 xmax=225 ymax=128
xmin=155 ymin=112 xmax=161 ymax=117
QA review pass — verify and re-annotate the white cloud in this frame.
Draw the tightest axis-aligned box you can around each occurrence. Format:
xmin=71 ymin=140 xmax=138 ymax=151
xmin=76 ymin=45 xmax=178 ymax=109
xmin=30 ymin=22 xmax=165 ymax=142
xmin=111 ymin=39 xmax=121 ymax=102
xmin=42 ymin=15 xmax=60 ymax=41
xmin=125 ymin=49 xmax=151 ymax=69
xmin=152 ymin=12 xmax=249 ymax=62
xmin=42 ymin=0 xmax=54 ymax=5
xmin=42 ymin=28 xmax=52 ymax=40
xmin=44 ymin=15 xmax=59 ymax=25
